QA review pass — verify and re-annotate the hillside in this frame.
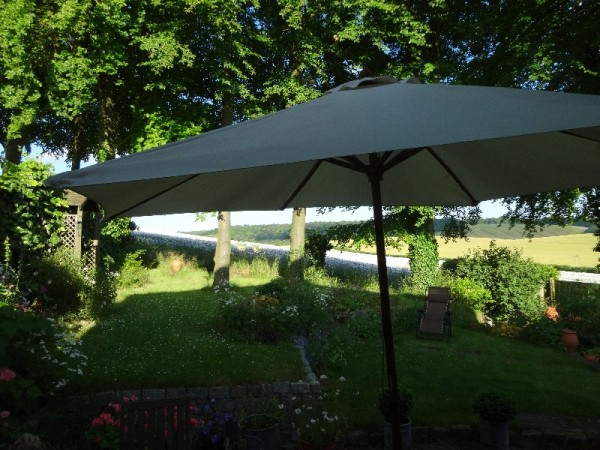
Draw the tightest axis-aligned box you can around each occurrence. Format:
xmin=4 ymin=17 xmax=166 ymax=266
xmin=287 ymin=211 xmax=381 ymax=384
xmin=183 ymin=220 xmax=592 ymax=244
xmin=182 ymin=220 xmax=599 ymax=268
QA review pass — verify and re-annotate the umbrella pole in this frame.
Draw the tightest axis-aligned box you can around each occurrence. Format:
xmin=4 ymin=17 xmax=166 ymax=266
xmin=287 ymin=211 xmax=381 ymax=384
xmin=369 ymin=173 xmax=401 ymax=450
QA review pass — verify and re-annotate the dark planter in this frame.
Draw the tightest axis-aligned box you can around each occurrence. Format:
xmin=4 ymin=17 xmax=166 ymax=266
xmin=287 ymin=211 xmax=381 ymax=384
xmin=238 ymin=414 xmax=281 ymax=450
xmin=383 ymin=419 xmax=412 ymax=450
xmin=479 ymin=418 xmax=509 ymax=450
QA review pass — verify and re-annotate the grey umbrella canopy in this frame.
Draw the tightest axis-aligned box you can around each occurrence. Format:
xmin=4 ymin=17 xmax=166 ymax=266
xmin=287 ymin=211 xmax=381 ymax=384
xmin=47 ymin=76 xmax=600 ymax=219
xmin=47 ymin=76 xmax=600 ymax=450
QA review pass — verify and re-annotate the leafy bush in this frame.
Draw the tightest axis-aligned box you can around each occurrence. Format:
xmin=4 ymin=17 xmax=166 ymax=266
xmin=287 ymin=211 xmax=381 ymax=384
xmin=522 ymin=317 xmax=564 ymax=347
xmin=307 ymin=327 xmax=355 ymax=370
xmin=556 ymin=281 xmax=600 ymax=347
xmin=0 ymin=304 xmax=86 ymax=444
xmin=455 ymin=241 xmax=556 ymax=322
xmin=0 ymin=160 xmax=66 ymax=261
xmin=215 ymin=289 xmax=286 ymax=343
xmin=407 ymin=232 xmax=439 ymax=291
xmin=29 ymin=249 xmax=87 ymax=316
xmin=347 ymin=311 xmax=382 ymax=339
xmin=118 ymin=250 xmax=149 ymax=288
xmin=445 ymin=275 xmax=492 ymax=312
xmin=305 ymin=229 xmax=333 ymax=269
xmin=473 ymin=390 xmax=516 ymax=422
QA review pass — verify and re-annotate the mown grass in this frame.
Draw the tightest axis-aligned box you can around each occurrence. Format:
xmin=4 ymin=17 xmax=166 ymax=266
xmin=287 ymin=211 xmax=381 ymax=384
xmin=330 ymin=327 xmax=600 ymax=431
xmin=70 ymin=267 xmax=304 ymax=392
xmin=68 ymin=260 xmax=600 ymax=433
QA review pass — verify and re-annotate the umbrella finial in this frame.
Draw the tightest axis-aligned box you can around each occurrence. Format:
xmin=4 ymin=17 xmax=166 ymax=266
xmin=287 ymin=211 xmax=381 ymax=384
xmin=359 ymin=67 xmax=372 ymax=78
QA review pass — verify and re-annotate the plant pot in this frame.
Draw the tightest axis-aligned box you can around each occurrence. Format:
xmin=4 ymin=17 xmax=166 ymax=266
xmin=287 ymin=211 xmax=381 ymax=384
xmin=479 ymin=418 xmax=509 ymax=450
xmin=582 ymin=353 xmax=600 ymax=363
xmin=238 ymin=415 xmax=281 ymax=450
xmin=383 ymin=419 xmax=412 ymax=450
xmin=560 ymin=328 xmax=579 ymax=353
xmin=170 ymin=259 xmax=183 ymax=272
xmin=299 ymin=440 xmax=336 ymax=450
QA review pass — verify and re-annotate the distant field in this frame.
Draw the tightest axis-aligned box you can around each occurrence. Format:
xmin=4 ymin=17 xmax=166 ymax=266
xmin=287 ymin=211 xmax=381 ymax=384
xmin=436 ymin=234 xmax=598 ymax=267
xmin=347 ymin=225 xmax=599 ymax=268
xmin=184 ymin=222 xmax=600 ymax=268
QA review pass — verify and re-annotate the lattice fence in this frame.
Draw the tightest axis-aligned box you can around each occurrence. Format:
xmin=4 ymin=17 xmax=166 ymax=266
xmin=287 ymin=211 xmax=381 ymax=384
xmin=63 ymin=214 xmax=78 ymax=250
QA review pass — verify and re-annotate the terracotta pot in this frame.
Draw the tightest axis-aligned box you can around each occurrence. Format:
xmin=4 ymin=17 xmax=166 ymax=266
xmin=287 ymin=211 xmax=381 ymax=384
xmin=582 ymin=353 xmax=600 ymax=363
xmin=170 ymin=259 xmax=183 ymax=272
xmin=560 ymin=329 xmax=579 ymax=353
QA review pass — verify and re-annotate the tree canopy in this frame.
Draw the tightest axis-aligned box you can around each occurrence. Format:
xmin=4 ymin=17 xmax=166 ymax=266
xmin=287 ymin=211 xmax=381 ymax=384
xmin=1 ymin=0 xmax=599 ymax=259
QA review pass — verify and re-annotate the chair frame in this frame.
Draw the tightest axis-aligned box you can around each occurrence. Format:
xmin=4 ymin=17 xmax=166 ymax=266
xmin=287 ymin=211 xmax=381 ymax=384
xmin=416 ymin=286 xmax=452 ymax=340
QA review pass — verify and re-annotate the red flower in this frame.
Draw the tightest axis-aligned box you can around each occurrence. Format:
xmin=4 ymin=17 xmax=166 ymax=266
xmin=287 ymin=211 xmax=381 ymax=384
xmin=0 ymin=368 xmax=16 ymax=382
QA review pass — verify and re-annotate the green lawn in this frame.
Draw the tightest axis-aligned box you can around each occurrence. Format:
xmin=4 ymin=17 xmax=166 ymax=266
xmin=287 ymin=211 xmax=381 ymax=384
xmin=69 ymin=264 xmax=600 ymax=432
xmin=329 ymin=329 xmax=600 ymax=431
xmin=71 ymin=267 xmax=305 ymax=392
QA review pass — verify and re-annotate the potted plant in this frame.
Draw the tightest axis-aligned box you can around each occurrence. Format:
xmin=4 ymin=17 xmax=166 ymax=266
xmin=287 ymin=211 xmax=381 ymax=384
xmin=581 ymin=347 xmax=600 ymax=363
xmin=560 ymin=328 xmax=579 ymax=353
xmin=473 ymin=390 xmax=516 ymax=450
xmin=237 ymin=396 xmax=284 ymax=450
xmin=192 ymin=398 xmax=238 ymax=450
xmin=379 ymin=386 xmax=414 ymax=450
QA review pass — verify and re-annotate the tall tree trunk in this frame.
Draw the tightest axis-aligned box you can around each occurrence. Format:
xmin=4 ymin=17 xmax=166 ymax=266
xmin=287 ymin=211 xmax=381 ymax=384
xmin=288 ymin=207 xmax=306 ymax=282
xmin=212 ymin=210 xmax=232 ymax=289
xmin=96 ymin=73 xmax=116 ymax=162
xmin=211 ymin=91 xmax=234 ymax=289
xmin=70 ymin=116 xmax=85 ymax=170
xmin=3 ymin=139 xmax=23 ymax=165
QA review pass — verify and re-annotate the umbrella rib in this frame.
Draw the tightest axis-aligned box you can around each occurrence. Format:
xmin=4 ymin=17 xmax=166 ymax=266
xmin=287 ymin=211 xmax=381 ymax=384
xmin=281 ymin=160 xmax=323 ymax=209
xmin=381 ymin=148 xmax=422 ymax=172
xmin=560 ymin=130 xmax=600 ymax=144
xmin=325 ymin=155 xmax=369 ymax=173
xmin=425 ymin=147 xmax=479 ymax=205
xmin=103 ymin=174 xmax=200 ymax=220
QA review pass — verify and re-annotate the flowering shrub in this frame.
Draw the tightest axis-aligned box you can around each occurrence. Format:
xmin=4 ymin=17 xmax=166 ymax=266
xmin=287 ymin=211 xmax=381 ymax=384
xmin=191 ymin=398 xmax=237 ymax=449
xmin=0 ymin=303 xmax=86 ymax=446
xmin=291 ymin=376 xmax=346 ymax=446
xmin=85 ymin=400 xmax=125 ymax=449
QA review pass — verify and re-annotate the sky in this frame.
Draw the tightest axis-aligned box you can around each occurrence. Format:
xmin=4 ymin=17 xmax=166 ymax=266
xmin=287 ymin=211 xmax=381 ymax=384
xmin=29 ymin=148 xmax=507 ymax=233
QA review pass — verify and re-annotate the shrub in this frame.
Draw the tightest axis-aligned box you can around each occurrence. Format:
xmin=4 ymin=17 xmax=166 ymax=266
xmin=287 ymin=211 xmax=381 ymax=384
xmin=455 ymin=241 xmax=556 ymax=322
xmin=305 ymin=229 xmax=333 ymax=269
xmin=522 ymin=317 xmax=564 ymax=347
xmin=0 ymin=160 xmax=66 ymax=261
xmin=445 ymin=275 xmax=492 ymax=312
xmin=118 ymin=250 xmax=149 ymax=288
xmin=473 ymin=390 xmax=516 ymax=422
xmin=0 ymin=304 xmax=86 ymax=444
xmin=307 ymin=327 xmax=355 ymax=371
xmin=347 ymin=311 xmax=382 ymax=339
xmin=29 ymin=249 xmax=87 ymax=316
xmin=215 ymin=289 xmax=286 ymax=343
xmin=556 ymin=281 xmax=600 ymax=347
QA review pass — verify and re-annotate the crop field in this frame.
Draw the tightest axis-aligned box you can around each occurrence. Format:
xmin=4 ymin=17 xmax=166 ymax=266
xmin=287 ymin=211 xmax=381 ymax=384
xmin=436 ymin=234 xmax=598 ymax=267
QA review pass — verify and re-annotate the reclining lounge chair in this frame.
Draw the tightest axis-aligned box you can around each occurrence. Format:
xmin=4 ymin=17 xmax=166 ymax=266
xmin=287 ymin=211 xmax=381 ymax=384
xmin=416 ymin=286 xmax=452 ymax=340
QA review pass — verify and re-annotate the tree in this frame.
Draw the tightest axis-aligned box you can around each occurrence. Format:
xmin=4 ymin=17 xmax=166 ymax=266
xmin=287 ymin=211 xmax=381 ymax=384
xmin=288 ymin=207 xmax=306 ymax=282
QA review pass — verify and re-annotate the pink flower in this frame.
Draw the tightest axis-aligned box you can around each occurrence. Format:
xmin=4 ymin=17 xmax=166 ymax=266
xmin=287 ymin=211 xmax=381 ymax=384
xmin=99 ymin=413 xmax=114 ymax=425
xmin=0 ymin=368 xmax=16 ymax=382
xmin=0 ymin=410 xmax=10 ymax=419
xmin=109 ymin=403 xmax=121 ymax=413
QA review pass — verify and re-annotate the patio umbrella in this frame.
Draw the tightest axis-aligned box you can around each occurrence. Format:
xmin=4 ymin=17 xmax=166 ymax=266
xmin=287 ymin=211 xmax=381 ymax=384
xmin=46 ymin=76 xmax=600 ymax=449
